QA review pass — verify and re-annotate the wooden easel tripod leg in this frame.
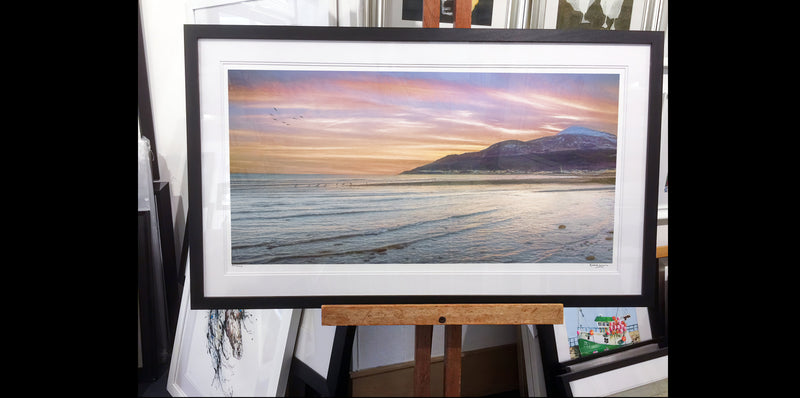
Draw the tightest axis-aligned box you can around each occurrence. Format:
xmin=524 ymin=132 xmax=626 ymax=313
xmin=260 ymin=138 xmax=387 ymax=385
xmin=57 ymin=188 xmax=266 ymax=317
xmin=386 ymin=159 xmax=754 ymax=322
xmin=414 ymin=324 xmax=463 ymax=397
xmin=443 ymin=325 xmax=462 ymax=397
xmin=414 ymin=325 xmax=433 ymax=396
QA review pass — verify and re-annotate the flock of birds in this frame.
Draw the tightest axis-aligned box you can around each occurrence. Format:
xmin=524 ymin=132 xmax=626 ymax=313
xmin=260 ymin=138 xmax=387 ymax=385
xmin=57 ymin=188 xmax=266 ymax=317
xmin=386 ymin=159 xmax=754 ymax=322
xmin=269 ymin=107 xmax=304 ymax=126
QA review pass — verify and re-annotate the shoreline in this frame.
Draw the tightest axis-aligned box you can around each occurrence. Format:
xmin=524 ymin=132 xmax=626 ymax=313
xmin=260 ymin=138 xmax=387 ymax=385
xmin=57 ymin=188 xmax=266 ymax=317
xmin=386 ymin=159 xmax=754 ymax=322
xmin=369 ymin=171 xmax=616 ymax=187
xmin=364 ymin=177 xmax=615 ymax=187
xmin=230 ymin=171 xmax=616 ymax=187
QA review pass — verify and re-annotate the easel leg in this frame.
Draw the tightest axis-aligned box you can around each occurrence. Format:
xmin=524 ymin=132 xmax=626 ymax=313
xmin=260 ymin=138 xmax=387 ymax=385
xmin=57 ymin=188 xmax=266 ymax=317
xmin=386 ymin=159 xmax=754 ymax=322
xmin=444 ymin=325 xmax=462 ymax=397
xmin=453 ymin=0 xmax=472 ymax=28
xmin=422 ymin=0 xmax=440 ymax=28
xmin=414 ymin=325 xmax=433 ymax=397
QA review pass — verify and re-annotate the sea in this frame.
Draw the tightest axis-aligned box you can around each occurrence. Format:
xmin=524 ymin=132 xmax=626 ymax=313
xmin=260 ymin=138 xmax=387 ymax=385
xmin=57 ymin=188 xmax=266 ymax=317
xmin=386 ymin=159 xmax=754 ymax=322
xmin=229 ymin=173 xmax=615 ymax=265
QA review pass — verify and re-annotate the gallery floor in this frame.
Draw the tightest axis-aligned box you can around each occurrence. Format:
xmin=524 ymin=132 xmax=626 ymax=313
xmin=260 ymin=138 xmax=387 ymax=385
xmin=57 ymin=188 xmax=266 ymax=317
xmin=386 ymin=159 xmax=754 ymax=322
xmin=136 ymin=366 xmax=524 ymax=397
xmin=138 ymin=367 xmax=666 ymax=397
xmin=138 ymin=366 xmax=169 ymax=397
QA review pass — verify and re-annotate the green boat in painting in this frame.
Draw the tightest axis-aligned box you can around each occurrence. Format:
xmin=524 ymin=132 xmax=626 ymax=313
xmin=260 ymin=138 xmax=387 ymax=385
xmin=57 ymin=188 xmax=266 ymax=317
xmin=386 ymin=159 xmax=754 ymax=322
xmin=576 ymin=314 xmax=632 ymax=356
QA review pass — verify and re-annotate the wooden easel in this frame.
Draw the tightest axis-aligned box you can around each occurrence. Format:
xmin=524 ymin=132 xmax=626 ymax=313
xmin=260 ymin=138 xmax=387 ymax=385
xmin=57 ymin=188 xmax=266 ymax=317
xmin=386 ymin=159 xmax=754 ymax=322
xmin=322 ymin=304 xmax=564 ymax=396
xmin=323 ymin=3 xmax=565 ymax=397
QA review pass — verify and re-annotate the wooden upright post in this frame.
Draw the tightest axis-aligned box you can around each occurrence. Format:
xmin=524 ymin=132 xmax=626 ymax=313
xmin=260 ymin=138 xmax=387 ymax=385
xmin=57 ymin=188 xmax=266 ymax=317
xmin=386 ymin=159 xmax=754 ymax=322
xmin=422 ymin=0 xmax=440 ymax=28
xmin=423 ymin=0 xmax=472 ymax=28
xmin=443 ymin=324 xmax=462 ymax=396
xmin=452 ymin=0 xmax=472 ymax=28
xmin=414 ymin=325 xmax=433 ymax=396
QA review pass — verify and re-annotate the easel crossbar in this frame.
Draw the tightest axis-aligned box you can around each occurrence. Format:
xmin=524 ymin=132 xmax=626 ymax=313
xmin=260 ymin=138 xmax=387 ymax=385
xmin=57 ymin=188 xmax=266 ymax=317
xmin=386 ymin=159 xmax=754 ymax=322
xmin=321 ymin=303 xmax=564 ymax=326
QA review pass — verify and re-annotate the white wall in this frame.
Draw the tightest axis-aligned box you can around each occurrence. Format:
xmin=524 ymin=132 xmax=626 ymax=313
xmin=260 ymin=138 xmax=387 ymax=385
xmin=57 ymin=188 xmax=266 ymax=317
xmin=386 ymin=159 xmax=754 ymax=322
xmin=352 ymin=324 xmax=519 ymax=371
xmin=139 ymin=0 xmax=190 ymax=252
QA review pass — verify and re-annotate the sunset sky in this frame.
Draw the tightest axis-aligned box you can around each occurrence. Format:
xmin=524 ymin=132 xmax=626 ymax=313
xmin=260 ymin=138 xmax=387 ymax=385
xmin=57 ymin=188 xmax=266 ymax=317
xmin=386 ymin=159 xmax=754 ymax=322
xmin=228 ymin=69 xmax=619 ymax=175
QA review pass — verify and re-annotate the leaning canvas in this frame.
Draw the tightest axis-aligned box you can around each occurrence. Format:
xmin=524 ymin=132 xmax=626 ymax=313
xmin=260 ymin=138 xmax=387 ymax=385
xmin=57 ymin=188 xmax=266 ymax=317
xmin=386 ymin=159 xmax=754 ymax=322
xmin=167 ymin=268 xmax=302 ymax=396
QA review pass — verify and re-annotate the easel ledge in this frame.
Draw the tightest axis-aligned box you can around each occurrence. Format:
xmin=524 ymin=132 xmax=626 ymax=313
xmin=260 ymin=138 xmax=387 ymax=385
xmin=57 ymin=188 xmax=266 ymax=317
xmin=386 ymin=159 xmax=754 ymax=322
xmin=321 ymin=303 xmax=564 ymax=326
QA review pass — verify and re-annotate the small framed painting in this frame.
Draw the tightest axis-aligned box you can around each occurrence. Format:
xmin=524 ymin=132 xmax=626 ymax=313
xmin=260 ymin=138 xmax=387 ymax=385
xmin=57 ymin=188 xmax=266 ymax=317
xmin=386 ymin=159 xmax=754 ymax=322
xmin=555 ymin=307 xmax=653 ymax=361
xmin=185 ymin=25 xmax=664 ymax=308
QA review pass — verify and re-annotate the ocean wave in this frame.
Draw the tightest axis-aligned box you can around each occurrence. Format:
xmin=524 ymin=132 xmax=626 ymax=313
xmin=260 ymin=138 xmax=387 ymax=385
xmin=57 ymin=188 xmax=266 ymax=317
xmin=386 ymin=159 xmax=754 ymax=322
xmin=244 ymin=214 xmax=510 ymax=264
xmin=231 ymin=208 xmax=383 ymax=221
xmin=230 ymin=191 xmax=466 ymax=216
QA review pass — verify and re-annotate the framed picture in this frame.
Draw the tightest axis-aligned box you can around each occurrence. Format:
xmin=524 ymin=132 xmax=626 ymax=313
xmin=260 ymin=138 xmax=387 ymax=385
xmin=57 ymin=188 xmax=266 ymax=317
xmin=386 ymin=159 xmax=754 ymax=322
xmin=536 ymin=306 xmax=663 ymax=396
xmin=556 ymin=343 xmax=667 ymax=396
xmin=535 ymin=0 xmax=664 ymax=31
xmin=185 ymin=25 xmax=664 ymax=308
xmin=553 ymin=307 xmax=652 ymax=362
xmin=167 ymin=263 xmax=302 ymax=396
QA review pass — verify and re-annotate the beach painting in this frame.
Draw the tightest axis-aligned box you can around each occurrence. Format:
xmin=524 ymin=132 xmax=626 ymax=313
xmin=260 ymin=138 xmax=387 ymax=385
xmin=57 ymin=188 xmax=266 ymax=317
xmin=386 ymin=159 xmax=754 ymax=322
xmin=227 ymin=69 xmax=620 ymax=265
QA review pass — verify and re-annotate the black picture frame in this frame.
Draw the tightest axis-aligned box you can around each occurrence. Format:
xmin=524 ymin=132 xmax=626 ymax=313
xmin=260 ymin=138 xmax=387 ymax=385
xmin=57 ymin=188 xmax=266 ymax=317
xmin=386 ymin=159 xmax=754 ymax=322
xmin=185 ymin=25 xmax=664 ymax=309
xmin=536 ymin=261 xmax=668 ymax=395
xmin=557 ymin=343 xmax=668 ymax=396
xmin=288 ymin=325 xmax=356 ymax=397
xmin=138 ymin=210 xmax=157 ymax=381
xmin=538 ymin=324 xmax=667 ymax=396
xmin=154 ymin=181 xmax=180 ymax=347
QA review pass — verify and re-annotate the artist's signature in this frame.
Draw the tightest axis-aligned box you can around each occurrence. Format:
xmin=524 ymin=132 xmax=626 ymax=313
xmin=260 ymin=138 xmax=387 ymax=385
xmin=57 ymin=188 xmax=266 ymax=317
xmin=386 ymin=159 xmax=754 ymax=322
xmin=588 ymin=263 xmax=610 ymax=269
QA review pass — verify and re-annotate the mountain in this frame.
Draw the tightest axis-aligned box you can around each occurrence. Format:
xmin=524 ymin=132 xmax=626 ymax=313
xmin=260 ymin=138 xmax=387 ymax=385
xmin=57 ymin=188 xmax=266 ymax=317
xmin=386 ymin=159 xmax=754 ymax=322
xmin=402 ymin=126 xmax=617 ymax=174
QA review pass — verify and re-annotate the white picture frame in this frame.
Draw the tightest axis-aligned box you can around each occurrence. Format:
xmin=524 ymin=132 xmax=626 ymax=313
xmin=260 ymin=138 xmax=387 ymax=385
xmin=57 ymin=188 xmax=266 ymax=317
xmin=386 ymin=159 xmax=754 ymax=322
xmin=167 ymin=262 xmax=302 ymax=396
xmin=520 ymin=325 xmax=548 ymax=397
